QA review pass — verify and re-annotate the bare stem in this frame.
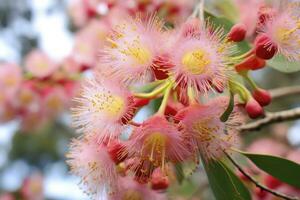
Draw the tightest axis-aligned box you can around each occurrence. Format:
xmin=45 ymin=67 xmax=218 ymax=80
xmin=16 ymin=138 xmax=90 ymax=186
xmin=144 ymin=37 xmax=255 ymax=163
xmin=270 ymin=86 xmax=300 ymax=99
xmin=239 ymin=107 xmax=300 ymax=132
xmin=225 ymin=153 xmax=299 ymax=200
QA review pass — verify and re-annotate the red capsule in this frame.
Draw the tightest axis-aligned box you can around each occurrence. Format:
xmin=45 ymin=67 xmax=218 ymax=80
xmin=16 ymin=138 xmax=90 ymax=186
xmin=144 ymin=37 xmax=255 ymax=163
xmin=151 ymin=168 xmax=169 ymax=190
xmin=252 ymin=88 xmax=272 ymax=106
xmin=255 ymin=34 xmax=278 ymax=60
xmin=245 ymin=98 xmax=264 ymax=119
xmin=228 ymin=23 xmax=247 ymax=42
xmin=235 ymin=55 xmax=266 ymax=72
xmin=107 ymin=141 xmax=127 ymax=164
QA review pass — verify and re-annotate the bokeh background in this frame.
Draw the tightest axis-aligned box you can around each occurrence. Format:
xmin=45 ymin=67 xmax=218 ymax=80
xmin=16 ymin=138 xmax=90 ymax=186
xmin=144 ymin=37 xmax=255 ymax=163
xmin=0 ymin=0 xmax=300 ymax=199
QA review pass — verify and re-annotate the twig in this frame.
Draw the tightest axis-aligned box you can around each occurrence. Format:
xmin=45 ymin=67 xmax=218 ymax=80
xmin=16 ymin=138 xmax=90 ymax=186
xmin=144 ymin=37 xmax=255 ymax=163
xmin=190 ymin=0 xmax=205 ymax=21
xmin=225 ymin=153 xmax=299 ymax=200
xmin=270 ymin=86 xmax=300 ymax=99
xmin=239 ymin=107 xmax=300 ymax=132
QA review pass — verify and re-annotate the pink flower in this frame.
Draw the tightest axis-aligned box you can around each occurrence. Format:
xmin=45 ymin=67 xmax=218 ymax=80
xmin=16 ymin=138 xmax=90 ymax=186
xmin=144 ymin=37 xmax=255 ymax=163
xmin=20 ymin=173 xmax=44 ymax=200
xmin=259 ymin=3 xmax=300 ymax=61
xmin=170 ymin=22 xmax=234 ymax=96
xmin=0 ymin=193 xmax=15 ymax=200
xmin=24 ymin=50 xmax=58 ymax=78
xmin=176 ymin=97 xmax=241 ymax=161
xmin=0 ymin=63 xmax=22 ymax=99
xmin=42 ymin=86 xmax=68 ymax=117
xmin=111 ymin=176 xmax=166 ymax=200
xmin=67 ymin=134 xmax=118 ymax=198
xmin=126 ymin=115 xmax=189 ymax=180
xmin=72 ymin=19 xmax=110 ymax=68
xmin=72 ymin=72 xmax=135 ymax=142
xmin=100 ymin=15 xmax=165 ymax=83
xmin=234 ymin=0 xmax=261 ymax=36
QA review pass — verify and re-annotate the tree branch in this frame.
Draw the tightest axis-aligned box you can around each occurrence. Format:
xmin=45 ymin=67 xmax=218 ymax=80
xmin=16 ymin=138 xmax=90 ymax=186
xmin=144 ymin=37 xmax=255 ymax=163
xmin=225 ymin=153 xmax=299 ymax=200
xmin=270 ymin=86 xmax=300 ymax=99
xmin=239 ymin=107 xmax=300 ymax=132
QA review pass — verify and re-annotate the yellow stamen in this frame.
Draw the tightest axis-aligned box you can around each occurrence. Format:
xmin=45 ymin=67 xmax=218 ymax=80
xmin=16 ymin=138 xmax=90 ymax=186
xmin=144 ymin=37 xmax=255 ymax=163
xmin=122 ymin=190 xmax=142 ymax=200
xmin=141 ymin=132 xmax=167 ymax=168
xmin=182 ymin=49 xmax=211 ymax=75
xmin=91 ymin=93 xmax=125 ymax=118
xmin=121 ymin=46 xmax=152 ymax=66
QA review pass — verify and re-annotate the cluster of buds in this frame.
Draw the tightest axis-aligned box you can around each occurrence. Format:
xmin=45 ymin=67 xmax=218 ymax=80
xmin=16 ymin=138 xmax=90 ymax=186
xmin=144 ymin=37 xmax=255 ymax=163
xmin=66 ymin=1 xmax=300 ymax=199
xmin=0 ymin=50 xmax=80 ymax=131
xmin=226 ymin=2 xmax=300 ymax=119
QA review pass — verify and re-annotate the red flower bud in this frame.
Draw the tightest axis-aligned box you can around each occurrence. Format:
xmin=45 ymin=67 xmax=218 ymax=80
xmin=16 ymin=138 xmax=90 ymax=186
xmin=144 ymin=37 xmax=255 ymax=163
xmin=152 ymin=55 xmax=173 ymax=80
xmin=264 ymin=175 xmax=282 ymax=189
xmin=235 ymin=55 xmax=266 ymax=72
xmin=245 ymin=98 xmax=264 ymax=119
xmin=133 ymin=98 xmax=150 ymax=107
xmin=252 ymin=88 xmax=272 ymax=106
xmin=151 ymin=168 xmax=169 ymax=190
xmin=228 ymin=23 xmax=247 ymax=42
xmin=107 ymin=141 xmax=127 ymax=164
xmin=255 ymin=34 xmax=278 ymax=60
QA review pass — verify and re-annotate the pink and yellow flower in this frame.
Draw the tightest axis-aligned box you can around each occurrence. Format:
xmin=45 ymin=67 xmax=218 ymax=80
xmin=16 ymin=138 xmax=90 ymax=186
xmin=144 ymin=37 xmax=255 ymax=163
xmin=100 ymin=15 xmax=165 ymax=83
xmin=177 ymin=97 xmax=241 ymax=161
xmin=126 ymin=115 xmax=189 ymax=180
xmin=170 ymin=23 xmax=234 ymax=96
xmin=72 ymin=72 xmax=135 ymax=142
xmin=67 ymin=134 xmax=119 ymax=199
xmin=259 ymin=3 xmax=300 ymax=61
xmin=24 ymin=50 xmax=58 ymax=78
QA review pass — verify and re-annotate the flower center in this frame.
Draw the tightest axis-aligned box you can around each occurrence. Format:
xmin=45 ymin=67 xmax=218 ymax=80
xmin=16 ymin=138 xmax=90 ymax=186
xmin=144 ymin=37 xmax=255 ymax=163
xmin=182 ymin=49 xmax=211 ymax=75
xmin=275 ymin=21 xmax=300 ymax=44
xmin=121 ymin=46 xmax=152 ymax=66
xmin=141 ymin=132 xmax=167 ymax=168
xmin=122 ymin=190 xmax=142 ymax=200
xmin=192 ymin=117 xmax=223 ymax=142
xmin=91 ymin=93 xmax=125 ymax=118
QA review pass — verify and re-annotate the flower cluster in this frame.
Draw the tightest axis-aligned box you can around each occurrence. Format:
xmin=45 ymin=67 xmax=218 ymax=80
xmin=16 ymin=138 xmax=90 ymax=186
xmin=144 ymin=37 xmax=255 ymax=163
xmin=0 ymin=50 xmax=80 ymax=131
xmin=68 ymin=15 xmax=243 ymax=199
xmin=67 ymin=0 xmax=300 ymax=199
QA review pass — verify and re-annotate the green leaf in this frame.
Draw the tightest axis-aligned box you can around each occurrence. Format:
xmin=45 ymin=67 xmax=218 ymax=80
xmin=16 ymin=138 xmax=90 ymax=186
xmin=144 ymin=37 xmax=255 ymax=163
xmin=241 ymin=152 xmax=300 ymax=188
xmin=174 ymin=163 xmax=185 ymax=184
xmin=203 ymin=159 xmax=251 ymax=200
xmin=268 ymin=54 xmax=300 ymax=73
xmin=220 ymin=92 xmax=234 ymax=122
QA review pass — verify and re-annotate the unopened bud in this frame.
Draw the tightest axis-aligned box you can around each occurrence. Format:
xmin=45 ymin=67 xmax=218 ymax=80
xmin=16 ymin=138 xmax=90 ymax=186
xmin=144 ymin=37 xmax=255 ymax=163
xmin=153 ymin=55 xmax=172 ymax=80
xmin=245 ymin=98 xmax=264 ymax=119
xmin=255 ymin=34 xmax=278 ymax=60
xmin=228 ymin=23 xmax=247 ymax=42
xmin=235 ymin=55 xmax=266 ymax=72
xmin=151 ymin=168 xmax=169 ymax=190
xmin=252 ymin=88 xmax=272 ymax=106
xmin=107 ymin=141 xmax=127 ymax=164
xmin=133 ymin=98 xmax=150 ymax=107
